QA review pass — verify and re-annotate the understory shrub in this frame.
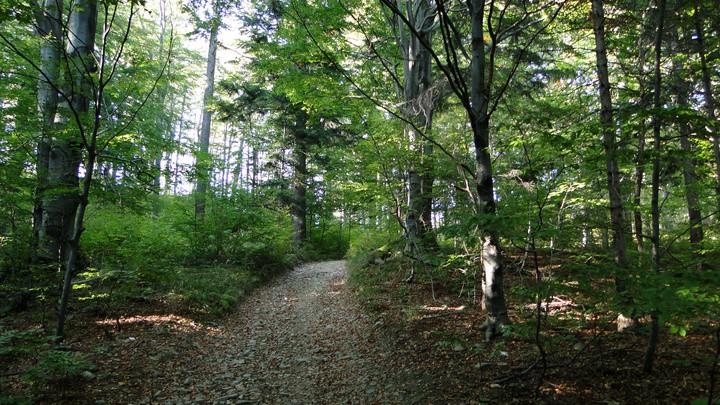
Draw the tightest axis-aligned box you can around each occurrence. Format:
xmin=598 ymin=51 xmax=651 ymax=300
xmin=79 ymin=194 xmax=293 ymax=315
xmin=303 ymin=218 xmax=354 ymax=261
xmin=346 ymin=229 xmax=401 ymax=272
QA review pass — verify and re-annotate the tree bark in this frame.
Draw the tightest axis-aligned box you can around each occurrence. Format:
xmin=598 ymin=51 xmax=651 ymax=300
xmin=41 ymin=0 xmax=97 ymax=264
xmin=34 ymin=0 xmax=63 ymax=261
xmin=166 ymin=93 xmax=186 ymax=194
xmin=469 ymin=0 xmax=509 ymax=338
xmin=195 ymin=4 xmax=220 ymax=219
xmin=54 ymin=0 xmax=98 ymax=339
xmin=591 ymin=0 xmax=628 ymax=270
xmin=693 ymin=0 xmax=720 ymax=214
xmin=291 ymin=113 xmax=308 ymax=247
xmin=672 ymin=55 xmax=704 ymax=245
xmin=644 ymin=0 xmax=665 ymax=374
xmin=395 ymin=0 xmax=436 ymax=252
xmin=633 ymin=13 xmax=653 ymax=255
xmin=232 ymin=135 xmax=244 ymax=191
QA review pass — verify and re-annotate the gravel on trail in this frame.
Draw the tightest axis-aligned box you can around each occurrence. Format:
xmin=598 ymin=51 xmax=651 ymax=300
xmin=156 ymin=261 xmax=420 ymax=404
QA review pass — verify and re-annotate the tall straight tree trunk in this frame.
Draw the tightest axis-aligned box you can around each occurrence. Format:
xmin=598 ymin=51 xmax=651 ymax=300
xmin=693 ymin=0 xmax=720 ymax=213
xmin=54 ymin=0 xmax=98 ymax=339
xmin=165 ymin=93 xmax=186 ymax=194
xmin=291 ymin=113 xmax=308 ymax=247
xmin=633 ymin=129 xmax=645 ymax=254
xmin=34 ymin=0 xmax=63 ymax=261
xmin=644 ymin=0 xmax=665 ymax=373
xmin=42 ymin=0 xmax=98 ymax=264
xmin=195 ymin=5 xmax=220 ymax=219
xmin=394 ymin=0 xmax=435 ymax=253
xmin=152 ymin=0 xmax=168 ymax=199
xmin=220 ymin=123 xmax=230 ymax=197
xmin=469 ymin=0 xmax=509 ymax=338
xmin=671 ymin=51 xmax=704 ymax=245
xmin=678 ymin=110 xmax=704 ymax=244
xmin=171 ymin=94 xmax=187 ymax=195
xmin=591 ymin=0 xmax=628 ymax=270
xmin=232 ymin=136 xmax=244 ymax=191
xmin=251 ymin=147 xmax=258 ymax=192
xmin=633 ymin=10 xmax=653 ymax=255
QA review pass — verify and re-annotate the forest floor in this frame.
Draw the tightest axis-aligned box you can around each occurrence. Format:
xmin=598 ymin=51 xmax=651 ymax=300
xmin=4 ymin=261 xmax=424 ymax=404
xmin=3 ymin=260 xmax=718 ymax=404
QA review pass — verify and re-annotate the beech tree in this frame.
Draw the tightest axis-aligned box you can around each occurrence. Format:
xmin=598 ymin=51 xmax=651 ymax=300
xmin=379 ymin=0 xmax=564 ymax=337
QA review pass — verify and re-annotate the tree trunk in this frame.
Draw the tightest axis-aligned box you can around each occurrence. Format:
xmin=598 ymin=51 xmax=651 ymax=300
xmin=678 ymin=114 xmax=704 ymax=245
xmin=232 ymin=136 xmax=244 ymax=191
xmin=672 ymin=57 xmax=704 ymax=245
xmin=396 ymin=0 xmax=435 ymax=253
xmin=291 ymin=114 xmax=308 ymax=247
xmin=469 ymin=0 xmax=509 ymax=338
xmin=195 ymin=5 xmax=220 ymax=219
xmin=633 ymin=20 xmax=651 ymax=255
xmin=644 ymin=0 xmax=665 ymax=374
xmin=166 ymin=93 xmax=186 ymax=194
xmin=633 ymin=129 xmax=645 ymax=254
xmin=251 ymin=147 xmax=258 ymax=191
xmin=54 ymin=0 xmax=98 ymax=340
xmin=591 ymin=0 xmax=628 ymax=271
xmin=219 ymin=123 xmax=229 ymax=197
xmin=41 ymin=0 xmax=97 ymax=264
xmin=693 ymin=0 xmax=720 ymax=213
xmin=153 ymin=0 xmax=169 ymax=199
xmin=34 ymin=0 xmax=63 ymax=261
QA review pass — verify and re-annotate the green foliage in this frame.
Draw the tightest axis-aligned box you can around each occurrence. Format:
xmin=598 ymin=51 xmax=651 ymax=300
xmin=189 ymin=194 xmax=295 ymax=269
xmin=23 ymin=350 xmax=94 ymax=386
xmin=0 ymin=327 xmax=44 ymax=358
xmin=78 ymin=194 xmax=293 ymax=316
xmin=0 ymin=395 xmax=31 ymax=405
xmin=83 ymin=204 xmax=190 ymax=275
xmin=166 ymin=266 xmax=263 ymax=317
xmin=346 ymin=229 xmax=401 ymax=273
xmin=303 ymin=218 xmax=352 ymax=261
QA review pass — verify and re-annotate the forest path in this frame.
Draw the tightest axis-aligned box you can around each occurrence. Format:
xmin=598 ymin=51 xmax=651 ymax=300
xmin=159 ymin=261 xmax=413 ymax=404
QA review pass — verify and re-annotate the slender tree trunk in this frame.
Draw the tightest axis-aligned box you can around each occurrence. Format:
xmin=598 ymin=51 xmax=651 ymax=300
xmin=644 ymin=0 xmax=665 ymax=373
xmin=34 ymin=0 xmax=63 ymax=261
xmin=195 ymin=5 xmax=220 ymax=218
xmin=56 ymin=149 xmax=96 ymax=339
xmin=633 ymin=129 xmax=645 ymax=254
xmin=591 ymin=0 xmax=628 ymax=271
xmin=166 ymin=93 xmax=186 ymax=194
xmin=469 ymin=0 xmax=509 ymax=338
xmin=232 ymin=136 xmax=244 ymax=191
xmin=54 ymin=0 xmax=98 ymax=339
xmin=395 ymin=0 xmax=435 ymax=253
xmin=581 ymin=206 xmax=592 ymax=249
xmin=678 ymin=116 xmax=704 ymax=244
xmin=420 ymin=141 xmax=434 ymax=235
xmin=219 ymin=123 xmax=229 ymax=197
xmin=672 ymin=58 xmax=704 ymax=245
xmin=693 ymin=0 xmax=720 ymax=213
xmin=633 ymin=23 xmax=650 ymax=255
xmin=252 ymin=148 xmax=258 ymax=191
xmin=152 ymin=0 xmax=167 ymax=199
xmin=291 ymin=113 xmax=308 ymax=247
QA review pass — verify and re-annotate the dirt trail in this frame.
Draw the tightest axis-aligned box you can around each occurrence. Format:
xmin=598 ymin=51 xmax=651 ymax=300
xmin=158 ymin=261 xmax=414 ymax=404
